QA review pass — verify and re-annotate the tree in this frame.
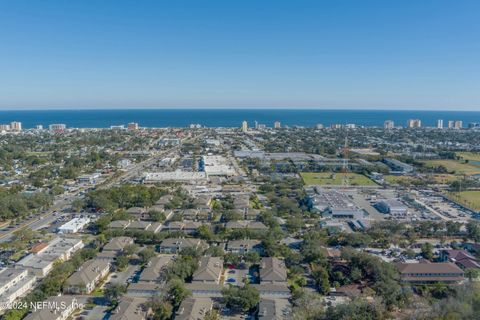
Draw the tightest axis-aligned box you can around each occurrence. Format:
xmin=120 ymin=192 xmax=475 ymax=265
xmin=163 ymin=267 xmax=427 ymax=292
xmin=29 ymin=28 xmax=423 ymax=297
xmin=222 ymin=285 xmax=260 ymax=311
xmin=12 ymin=228 xmax=38 ymax=242
xmin=244 ymin=251 xmax=261 ymax=265
xmin=445 ymin=221 xmax=461 ymax=236
xmin=138 ymin=247 xmax=156 ymax=264
xmin=465 ymin=268 xmax=480 ymax=281
xmin=312 ymin=266 xmax=330 ymax=294
xmin=291 ymin=290 xmax=324 ymax=319
xmin=421 ymin=243 xmax=434 ymax=261
xmin=105 ymin=284 xmax=127 ymax=303
xmin=167 ymin=279 xmax=191 ymax=308
xmin=286 ymin=215 xmax=304 ymax=233
xmin=123 ymin=244 xmax=138 ymax=257
xmin=204 ymin=310 xmax=220 ymax=320
xmin=148 ymin=297 xmax=173 ymax=320
xmin=51 ymin=185 xmax=64 ymax=196
xmin=71 ymin=198 xmax=85 ymax=212
xmin=197 ymin=225 xmax=214 ymax=240
xmin=149 ymin=210 xmax=166 ymax=222
xmin=403 ymin=248 xmax=416 ymax=259
xmin=165 ymin=255 xmax=198 ymax=280
xmin=205 ymin=245 xmax=224 ymax=257
xmin=424 ymin=282 xmax=480 ymax=319
xmin=152 ymin=301 xmax=173 ymax=320
xmin=466 ymin=221 xmax=480 ymax=242
xmin=301 ymin=242 xmax=327 ymax=265
xmin=222 ymin=210 xmax=243 ymax=222
xmin=115 ymin=254 xmax=129 ymax=271
xmin=340 ymin=248 xmax=407 ymax=309
xmin=350 ymin=267 xmax=363 ymax=283
xmin=323 ymin=299 xmax=386 ymax=320
xmin=96 ymin=215 xmax=111 ymax=233
xmin=224 ymin=253 xmax=242 ymax=267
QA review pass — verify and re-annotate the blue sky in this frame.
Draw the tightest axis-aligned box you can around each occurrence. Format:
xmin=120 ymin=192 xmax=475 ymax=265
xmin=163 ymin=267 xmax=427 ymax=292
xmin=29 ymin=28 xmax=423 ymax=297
xmin=0 ymin=0 xmax=479 ymax=110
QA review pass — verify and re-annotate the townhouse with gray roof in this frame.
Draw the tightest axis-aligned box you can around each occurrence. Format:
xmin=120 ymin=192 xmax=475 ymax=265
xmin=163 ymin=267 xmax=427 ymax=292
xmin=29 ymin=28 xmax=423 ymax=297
xmin=97 ymin=236 xmax=134 ymax=261
xmin=158 ymin=238 xmax=206 ymax=254
xmin=175 ymin=297 xmax=213 ymax=320
xmin=225 ymin=220 xmax=268 ymax=230
xmin=23 ymin=296 xmax=79 ymax=320
xmin=258 ymin=298 xmax=292 ymax=320
xmin=0 ymin=268 xmax=36 ymax=312
xmin=192 ymin=257 xmax=223 ymax=284
xmin=226 ymin=239 xmax=263 ymax=254
xmin=110 ymin=297 xmax=151 ymax=320
xmin=138 ymin=255 xmax=174 ymax=283
xmin=260 ymin=257 xmax=288 ymax=284
xmin=63 ymin=259 xmax=110 ymax=294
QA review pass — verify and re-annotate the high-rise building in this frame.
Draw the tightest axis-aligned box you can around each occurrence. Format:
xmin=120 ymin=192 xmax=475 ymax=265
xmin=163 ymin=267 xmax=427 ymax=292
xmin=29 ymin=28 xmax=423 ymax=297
xmin=49 ymin=124 xmax=66 ymax=132
xmin=437 ymin=119 xmax=443 ymax=129
xmin=127 ymin=122 xmax=139 ymax=130
xmin=274 ymin=121 xmax=281 ymax=129
xmin=447 ymin=120 xmax=462 ymax=129
xmin=315 ymin=124 xmax=324 ymax=129
xmin=407 ymin=119 xmax=421 ymax=128
xmin=0 ymin=124 xmax=11 ymax=131
xmin=468 ymin=122 xmax=480 ymax=129
xmin=110 ymin=125 xmax=125 ymax=130
xmin=36 ymin=125 xmax=43 ymax=130
xmin=10 ymin=121 xmax=22 ymax=131
xmin=384 ymin=120 xmax=394 ymax=129
xmin=241 ymin=121 xmax=248 ymax=132
xmin=254 ymin=121 xmax=258 ymax=130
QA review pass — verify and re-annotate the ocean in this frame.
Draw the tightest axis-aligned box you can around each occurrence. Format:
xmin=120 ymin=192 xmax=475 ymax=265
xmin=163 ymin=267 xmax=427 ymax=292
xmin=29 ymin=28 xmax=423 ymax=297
xmin=0 ymin=109 xmax=479 ymax=129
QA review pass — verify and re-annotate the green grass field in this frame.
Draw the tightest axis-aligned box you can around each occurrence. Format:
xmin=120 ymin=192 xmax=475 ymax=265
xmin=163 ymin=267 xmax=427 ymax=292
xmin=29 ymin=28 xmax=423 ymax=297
xmin=456 ymin=152 xmax=480 ymax=162
xmin=384 ymin=174 xmax=459 ymax=185
xmin=431 ymin=174 xmax=459 ymax=184
xmin=421 ymin=160 xmax=480 ymax=175
xmin=300 ymin=172 xmax=377 ymax=186
xmin=447 ymin=191 xmax=480 ymax=211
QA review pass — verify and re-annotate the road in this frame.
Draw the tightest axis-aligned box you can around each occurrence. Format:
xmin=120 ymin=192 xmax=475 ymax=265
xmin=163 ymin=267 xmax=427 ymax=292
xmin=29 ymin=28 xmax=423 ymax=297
xmin=0 ymin=192 xmax=86 ymax=242
xmin=105 ymin=264 xmax=140 ymax=286
xmin=0 ymin=131 xmax=205 ymax=242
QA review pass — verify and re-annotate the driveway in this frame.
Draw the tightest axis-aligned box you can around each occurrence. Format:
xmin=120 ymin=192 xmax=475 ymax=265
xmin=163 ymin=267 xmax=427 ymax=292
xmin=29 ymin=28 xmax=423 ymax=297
xmin=105 ymin=265 xmax=140 ymax=286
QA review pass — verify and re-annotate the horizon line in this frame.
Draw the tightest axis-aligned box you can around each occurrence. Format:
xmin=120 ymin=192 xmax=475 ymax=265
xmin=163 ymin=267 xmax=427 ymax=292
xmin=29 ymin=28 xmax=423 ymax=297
xmin=0 ymin=106 xmax=480 ymax=112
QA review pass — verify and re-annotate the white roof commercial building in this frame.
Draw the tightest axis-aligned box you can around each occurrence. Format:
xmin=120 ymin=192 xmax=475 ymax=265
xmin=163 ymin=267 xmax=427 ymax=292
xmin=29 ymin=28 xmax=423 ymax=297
xmin=143 ymin=172 xmax=207 ymax=183
xmin=375 ymin=199 xmax=408 ymax=217
xmin=201 ymin=155 xmax=236 ymax=176
xmin=76 ymin=173 xmax=101 ymax=184
xmin=58 ymin=217 xmax=91 ymax=234
xmin=310 ymin=189 xmax=364 ymax=220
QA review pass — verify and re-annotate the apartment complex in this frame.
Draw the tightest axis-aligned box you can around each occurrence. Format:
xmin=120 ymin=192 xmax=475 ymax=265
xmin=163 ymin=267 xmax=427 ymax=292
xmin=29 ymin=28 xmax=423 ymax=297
xmin=64 ymin=259 xmax=110 ymax=294
xmin=16 ymin=237 xmax=84 ymax=277
xmin=396 ymin=261 xmax=464 ymax=284
xmin=0 ymin=268 xmax=36 ymax=311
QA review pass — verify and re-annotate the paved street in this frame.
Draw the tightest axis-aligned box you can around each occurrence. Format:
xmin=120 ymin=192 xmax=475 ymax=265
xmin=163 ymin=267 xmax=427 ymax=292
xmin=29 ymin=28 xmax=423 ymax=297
xmin=106 ymin=265 xmax=140 ymax=286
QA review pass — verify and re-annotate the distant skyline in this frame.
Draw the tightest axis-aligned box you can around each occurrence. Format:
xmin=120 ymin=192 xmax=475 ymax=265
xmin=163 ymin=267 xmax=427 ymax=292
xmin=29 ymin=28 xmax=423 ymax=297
xmin=1 ymin=106 xmax=480 ymax=111
xmin=1 ymin=0 xmax=480 ymax=110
